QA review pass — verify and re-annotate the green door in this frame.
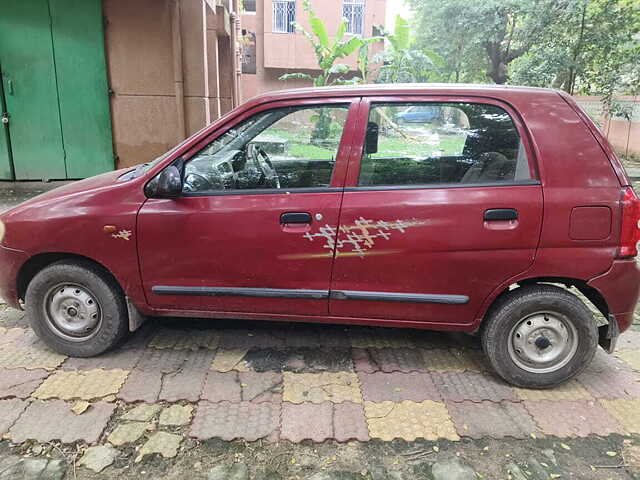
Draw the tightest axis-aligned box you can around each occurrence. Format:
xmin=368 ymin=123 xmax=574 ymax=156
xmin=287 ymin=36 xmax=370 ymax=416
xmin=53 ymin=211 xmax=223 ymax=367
xmin=0 ymin=0 xmax=113 ymax=180
xmin=0 ymin=0 xmax=67 ymax=180
xmin=50 ymin=0 xmax=114 ymax=178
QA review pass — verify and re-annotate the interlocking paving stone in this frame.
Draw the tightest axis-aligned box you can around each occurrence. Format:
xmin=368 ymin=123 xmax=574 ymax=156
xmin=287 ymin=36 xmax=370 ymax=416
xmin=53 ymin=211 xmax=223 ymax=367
xmin=33 ymin=369 xmax=128 ymax=400
xmin=280 ymin=402 xmax=333 ymax=443
xmin=201 ymin=372 xmax=241 ymax=402
xmin=433 ymin=372 xmax=517 ymax=403
xmin=211 ymin=348 xmax=250 ymax=372
xmin=334 ymin=401 xmax=369 ymax=442
xmin=159 ymin=405 xmax=193 ymax=426
xmin=515 ymin=380 xmax=592 ymax=401
xmin=218 ymin=329 xmax=285 ymax=349
xmin=0 ymin=399 xmax=27 ymax=434
xmin=79 ymin=444 xmax=118 ymax=473
xmin=137 ymin=432 xmax=182 ymax=460
xmin=422 ymin=348 xmax=487 ymax=373
xmin=117 ymin=370 xmax=161 ymax=403
xmin=0 ymin=368 xmax=48 ymax=398
xmin=243 ymin=348 xmax=353 ymax=373
xmin=158 ymin=368 xmax=209 ymax=403
xmin=240 ymin=372 xmax=283 ymax=402
xmin=524 ymin=400 xmax=623 ymax=437
xmin=601 ymin=398 xmax=640 ymax=433
xmin=108 ymin=422 xmax=148 ymax=446
xmin=121 ymin=404 xmax=161 ymax=422
xmin=62 ymin=348 xmax=144 ymax=371
xmin=618 ymin=330 xmax=640 ymax=351
xmin=190 ymin=401 xmax=280 ymax=441
xmin=358 ymin=372 xmax=441 ymax=402
xmin=349 ymin=328 xmax=416 ymax=349
xmin=148 ymin=328 xmax=219 ymax=350
xmin=135 ymin=349 xmax=190 ymax=372
xmin=578 ymin=364 xmax=640 ymax=398
xmin=447 ymin=401 xmax=538 ymax=439
xmin=616 ymin=350 xmax=640 ymax=371
xmin=0 ymin=327 xmax=26 ymax=346
xmin=349 ymin=347 xmax=428 ymax=373
xmin=281 ymin=402 xmax=333 ymax=442
xmin=283 ymin=372 xmax=362 ymax=404
xmin=284 ymin=325 xmax=351 ymax=348
xmin=364 ymin=400 xmax=459 ymax=441
xmin=10 ymin=400 xmax=116 ymax=444
xmin=0 ymin=341 xmax=66 ymax=370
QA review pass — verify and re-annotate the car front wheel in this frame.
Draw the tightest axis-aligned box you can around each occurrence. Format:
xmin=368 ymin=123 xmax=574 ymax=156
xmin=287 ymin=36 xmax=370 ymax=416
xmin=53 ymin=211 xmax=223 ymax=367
xmin=481 ymin=284 xmax=598 ymax=389
xmin=25 ymin=260 xmax=129 ymax=357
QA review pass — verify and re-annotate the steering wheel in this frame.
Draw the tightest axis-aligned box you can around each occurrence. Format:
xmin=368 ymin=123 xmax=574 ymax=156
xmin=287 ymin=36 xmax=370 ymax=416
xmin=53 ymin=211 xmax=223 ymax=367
xmin=253 ymin=145 xmax=280 ymax=189
xmin=183 ymin=172 xmax=212 ymax=192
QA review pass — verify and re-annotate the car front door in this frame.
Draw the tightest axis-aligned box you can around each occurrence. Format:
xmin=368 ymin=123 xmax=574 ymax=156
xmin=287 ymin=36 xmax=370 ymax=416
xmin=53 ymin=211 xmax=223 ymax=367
xmin=327 ymin=97 xmax=543 ymax=327
xmin=137 ymin=99 xmax=358 ymax=316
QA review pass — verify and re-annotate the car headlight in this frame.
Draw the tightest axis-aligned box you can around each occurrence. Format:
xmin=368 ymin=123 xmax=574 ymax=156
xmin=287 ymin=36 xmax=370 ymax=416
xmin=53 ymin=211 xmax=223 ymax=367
xmin=0 ymin=219 xmax=5 ymax=245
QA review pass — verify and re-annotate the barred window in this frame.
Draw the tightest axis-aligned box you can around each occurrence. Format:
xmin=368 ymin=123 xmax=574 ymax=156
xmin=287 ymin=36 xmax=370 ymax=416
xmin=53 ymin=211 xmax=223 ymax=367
xmin=343 ymin=0 xmax=365 ymax=35
xmin=273 ymin=0 xmax=296 ymax=33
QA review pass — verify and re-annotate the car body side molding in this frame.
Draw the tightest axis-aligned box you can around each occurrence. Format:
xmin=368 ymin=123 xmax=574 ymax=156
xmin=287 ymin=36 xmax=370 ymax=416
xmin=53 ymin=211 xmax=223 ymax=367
xmin=152 ymin=286 xmax=469 ymax=305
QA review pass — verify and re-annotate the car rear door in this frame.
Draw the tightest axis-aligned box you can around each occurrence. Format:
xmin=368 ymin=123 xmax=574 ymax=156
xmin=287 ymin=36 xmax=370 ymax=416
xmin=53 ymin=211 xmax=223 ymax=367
xmin=137 ymin=98 xmax=359 ymax=316
xmin=327 ymin=96 xmax=543 ymax=327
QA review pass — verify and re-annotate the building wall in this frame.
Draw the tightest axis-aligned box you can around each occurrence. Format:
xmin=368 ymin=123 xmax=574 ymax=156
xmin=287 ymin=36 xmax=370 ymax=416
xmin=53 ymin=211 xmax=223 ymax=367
xmin=574 ymin=95 xmax=640 ymax=156
xmin=104 ymin=0 xmax=240 ymax=169
xmin=241 ymin=0 xmax=386 ymax=101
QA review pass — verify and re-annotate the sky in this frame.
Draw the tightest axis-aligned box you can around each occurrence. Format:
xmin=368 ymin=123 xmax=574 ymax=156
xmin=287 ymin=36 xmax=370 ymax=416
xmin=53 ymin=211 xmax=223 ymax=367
xmin=385 ymin=0 xmax=413 ymax=30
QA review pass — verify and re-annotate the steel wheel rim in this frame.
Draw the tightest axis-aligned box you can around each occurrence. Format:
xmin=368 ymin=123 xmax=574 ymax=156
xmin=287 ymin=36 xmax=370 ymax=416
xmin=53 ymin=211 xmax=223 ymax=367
xmin=43 ymin=283 xmax=102 ymax=342
xmin=507 ymin=311 xmax=579 ymax=374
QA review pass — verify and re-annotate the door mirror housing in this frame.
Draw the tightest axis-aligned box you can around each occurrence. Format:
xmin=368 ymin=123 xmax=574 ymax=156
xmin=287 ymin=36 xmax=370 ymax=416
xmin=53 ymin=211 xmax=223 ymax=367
xmin=145 ymin=165 xmax=182 ymax=198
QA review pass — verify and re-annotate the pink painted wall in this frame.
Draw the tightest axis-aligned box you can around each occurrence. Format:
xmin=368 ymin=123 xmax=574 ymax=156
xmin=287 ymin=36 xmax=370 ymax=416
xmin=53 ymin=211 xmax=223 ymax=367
xmin=241 ymin=0 xmax=386 ymax=100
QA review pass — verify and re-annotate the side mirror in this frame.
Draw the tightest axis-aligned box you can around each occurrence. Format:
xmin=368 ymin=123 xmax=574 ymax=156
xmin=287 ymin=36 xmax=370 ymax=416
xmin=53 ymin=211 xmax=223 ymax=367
xmin=365 ymin=122 xmax=379 ymax=154
xmin=145 ymin=165 xmax=182 ymax=198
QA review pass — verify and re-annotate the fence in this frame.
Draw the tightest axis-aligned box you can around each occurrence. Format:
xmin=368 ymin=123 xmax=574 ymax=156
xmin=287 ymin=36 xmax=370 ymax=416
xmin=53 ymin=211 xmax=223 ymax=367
xmin=574 ymin=95 xmax=640 ymax=157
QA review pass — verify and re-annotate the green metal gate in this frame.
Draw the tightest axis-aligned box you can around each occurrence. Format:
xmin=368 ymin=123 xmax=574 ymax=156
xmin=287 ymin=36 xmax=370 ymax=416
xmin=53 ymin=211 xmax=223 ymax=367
xmin=0 ymin=0 xmax=114 ymax=181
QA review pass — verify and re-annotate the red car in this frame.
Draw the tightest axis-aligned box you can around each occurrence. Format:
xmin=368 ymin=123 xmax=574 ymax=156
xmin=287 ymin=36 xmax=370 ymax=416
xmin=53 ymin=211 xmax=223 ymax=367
xmin=0 ymin=84 xmax=638 ymax=388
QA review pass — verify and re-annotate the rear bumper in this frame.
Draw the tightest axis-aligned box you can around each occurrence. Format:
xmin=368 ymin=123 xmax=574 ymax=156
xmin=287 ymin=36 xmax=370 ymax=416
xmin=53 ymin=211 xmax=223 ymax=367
xmin=0 ymin=245 xmax=27 ymax=309
xmin=588 ymin=258 xmax=640 ymax=333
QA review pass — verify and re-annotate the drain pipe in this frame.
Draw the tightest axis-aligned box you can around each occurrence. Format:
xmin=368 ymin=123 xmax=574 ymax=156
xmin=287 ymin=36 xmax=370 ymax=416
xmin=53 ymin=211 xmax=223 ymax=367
xmin=171 ymin=0 xmax=187 ymax=141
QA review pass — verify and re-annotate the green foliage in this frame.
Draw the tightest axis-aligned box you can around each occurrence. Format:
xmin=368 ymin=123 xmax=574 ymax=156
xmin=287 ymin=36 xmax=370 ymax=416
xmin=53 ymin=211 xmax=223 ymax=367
xmin=374 ymin=15 xmax=447 ymax=84
xmin=278 ymin=0 xmax=381 ymax=87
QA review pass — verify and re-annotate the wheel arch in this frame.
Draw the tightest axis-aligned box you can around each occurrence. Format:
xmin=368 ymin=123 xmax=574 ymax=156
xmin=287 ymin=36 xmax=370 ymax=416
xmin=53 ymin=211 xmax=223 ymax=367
xmin=17 ymin=252 xmax=124 ymax=302
xmin=482 ymin=276 xmax=610 ymax=322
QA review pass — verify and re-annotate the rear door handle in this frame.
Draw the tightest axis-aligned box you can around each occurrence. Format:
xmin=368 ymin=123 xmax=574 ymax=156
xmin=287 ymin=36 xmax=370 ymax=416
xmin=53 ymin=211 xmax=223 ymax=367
xmin=484 ymin=208 xmax=518 ymax=221
xmin=280 ymin=212 xmax=312 ymax=224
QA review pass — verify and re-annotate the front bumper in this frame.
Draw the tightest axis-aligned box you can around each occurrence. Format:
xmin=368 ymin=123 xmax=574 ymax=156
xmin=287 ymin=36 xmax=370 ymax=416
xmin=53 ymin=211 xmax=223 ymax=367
xmin=0 ymin=245 xmax=27 ymax=309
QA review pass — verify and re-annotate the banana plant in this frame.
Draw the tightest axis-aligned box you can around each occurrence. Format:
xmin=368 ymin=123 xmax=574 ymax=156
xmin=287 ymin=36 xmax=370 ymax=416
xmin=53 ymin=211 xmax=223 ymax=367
xmin=279 ymin=0 xmax=382 ymax=87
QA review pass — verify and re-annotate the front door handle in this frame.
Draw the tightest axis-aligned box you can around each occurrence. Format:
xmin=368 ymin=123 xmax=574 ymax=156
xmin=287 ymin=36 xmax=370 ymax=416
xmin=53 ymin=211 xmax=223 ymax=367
xmin=484 ymin=208 xmax=518 ymax=221
xmin=280 ymin=212 xmax=312 ymax=224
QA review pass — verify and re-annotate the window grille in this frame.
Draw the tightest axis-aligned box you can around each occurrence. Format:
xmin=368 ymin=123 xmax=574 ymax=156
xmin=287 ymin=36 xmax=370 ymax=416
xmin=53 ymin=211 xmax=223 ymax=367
xmin=273 ymin=0 xmax=296 ymax=33
xmin=343 ymin=0 xmax=365 ymax=35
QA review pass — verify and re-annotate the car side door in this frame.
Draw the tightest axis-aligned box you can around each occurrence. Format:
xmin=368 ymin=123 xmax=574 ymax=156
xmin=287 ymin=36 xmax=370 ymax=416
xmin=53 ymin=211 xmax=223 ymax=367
xmin=327 ymin=96 xmax=544 ymax=327
xmin=137 ymin=98 xmax=359 ymax=317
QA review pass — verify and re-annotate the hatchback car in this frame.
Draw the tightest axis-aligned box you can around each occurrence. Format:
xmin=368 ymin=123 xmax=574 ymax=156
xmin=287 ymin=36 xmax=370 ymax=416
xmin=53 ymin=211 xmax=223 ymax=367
xmin=0 ymin=84 xmax=638 ymax=389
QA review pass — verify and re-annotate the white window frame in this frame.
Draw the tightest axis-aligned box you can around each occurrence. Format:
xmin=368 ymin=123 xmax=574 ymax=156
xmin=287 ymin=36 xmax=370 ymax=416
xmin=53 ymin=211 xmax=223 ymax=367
xmin=273 ymin=0 xmax=296 ymax=34
xmin=343 ymin=0 xmax=365 ymax=36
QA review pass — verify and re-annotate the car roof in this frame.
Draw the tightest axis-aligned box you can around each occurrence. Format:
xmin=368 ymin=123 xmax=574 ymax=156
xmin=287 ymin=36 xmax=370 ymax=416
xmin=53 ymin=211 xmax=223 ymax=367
xmin=245 ymin=83 xmax=562 ymax=105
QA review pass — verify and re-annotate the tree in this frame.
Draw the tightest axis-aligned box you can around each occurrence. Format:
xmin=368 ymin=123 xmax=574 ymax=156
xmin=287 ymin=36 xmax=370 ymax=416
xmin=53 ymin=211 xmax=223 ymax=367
xmin=374 ymin=15 xmax=446 ymax=83
xmin=407 ymin=0 xmax=571 ymax=84
xmin=510 ymin=0 xmax=640 ymax=101
xmin=279 ymin=0 xmax=381 ymax=87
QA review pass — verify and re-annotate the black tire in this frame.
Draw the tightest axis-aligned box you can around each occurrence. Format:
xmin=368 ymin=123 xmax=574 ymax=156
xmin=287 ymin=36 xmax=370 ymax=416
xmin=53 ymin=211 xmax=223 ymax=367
xmin=481 ymin=284 xmax=598 ymax=389
xmin=25 ymin=260 xmax=129 ymax=357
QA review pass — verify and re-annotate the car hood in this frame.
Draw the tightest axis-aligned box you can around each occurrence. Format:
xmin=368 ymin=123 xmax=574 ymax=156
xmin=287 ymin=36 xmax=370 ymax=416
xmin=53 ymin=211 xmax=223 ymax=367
xmin=1 ymin=169 xmax=133 ymax=218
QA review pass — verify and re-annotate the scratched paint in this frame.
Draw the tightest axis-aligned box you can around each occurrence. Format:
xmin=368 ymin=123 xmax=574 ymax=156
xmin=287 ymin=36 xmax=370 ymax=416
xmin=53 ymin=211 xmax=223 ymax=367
xmin=112 ymin=230 xmax=132 ymax=241
xmin=296 ymin=217 xmax=429 ymax=259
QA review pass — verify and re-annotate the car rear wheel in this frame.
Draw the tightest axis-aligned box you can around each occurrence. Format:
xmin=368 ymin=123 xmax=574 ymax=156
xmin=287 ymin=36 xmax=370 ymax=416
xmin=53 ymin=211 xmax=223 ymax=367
xmin=25 ymin=260 xmax=129 ymax=357
xmin=481 ymin=284 xmax=598 ymax=389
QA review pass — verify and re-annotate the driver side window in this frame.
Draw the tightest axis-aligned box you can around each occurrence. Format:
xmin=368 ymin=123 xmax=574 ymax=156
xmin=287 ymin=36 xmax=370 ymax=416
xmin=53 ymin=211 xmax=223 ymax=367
xmin=183 ymin=105 xmax=349 ymax=194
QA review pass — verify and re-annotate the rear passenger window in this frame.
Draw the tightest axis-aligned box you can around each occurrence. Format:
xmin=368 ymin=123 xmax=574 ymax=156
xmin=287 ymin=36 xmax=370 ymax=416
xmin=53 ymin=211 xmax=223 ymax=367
xmin=359 ymin=102 xmax=532 ymax=187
